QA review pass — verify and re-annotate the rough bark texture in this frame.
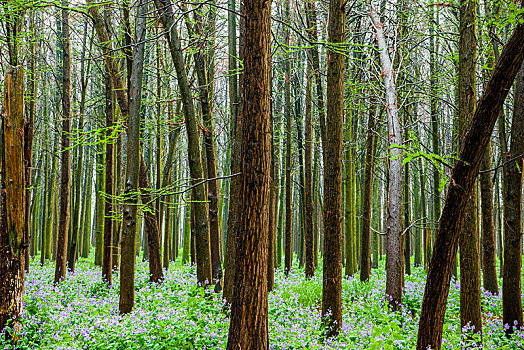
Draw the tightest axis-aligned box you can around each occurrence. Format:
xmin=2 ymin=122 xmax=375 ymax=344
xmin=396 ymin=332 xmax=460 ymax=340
xmin=360 ymin=111 xmax=375 ymax=282
xmin=322 ymin=0 xmax=345 ymax=337
xmin=0 ymin=65 xmax=26 ymax=336
xmin=502 ymin=61 xmax=524 ymax=335
xmin=54 ymin=2 xmax=72 ymax=284
xmin=284 ymin=0 xmax=293 ymax=276
xmin=225 ymin=0 xmax=271 ymax=346
xmin=153 ymin=0 xmax=212 ymax=286
xmin=304 ymin=63 xmax=315 ymax=279
xmin=120 ymin=0 xmax=146 ymax=314
xmin=458 ymin=0 xmax=482 ymax=337
xmin=371 ymin=9 xmax=403 ymax=311
xmin=416 ymin=20 xmax=524 ymax=350
xmin=480 ymin=141 xmax=498 ymax=295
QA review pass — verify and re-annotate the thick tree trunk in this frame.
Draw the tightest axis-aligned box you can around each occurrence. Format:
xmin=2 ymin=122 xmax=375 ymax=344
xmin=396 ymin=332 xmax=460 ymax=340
xmin=94 ymin=137 xmax=105 ymax=267
xmin=371 ymin=9 xmax=404 ymax=311
xmin=322 ymin=0 xmax=345 ymax=337
xmin=120 ymin=0 xmax=146 ymax=314
xmin=226 ymin=0 xmax=271 ymax=345
xmin=502 ymin=61 xmax=524 ymax=335
xmin=54 ymin=2 xmax=72 ymax=284
xmin=416 ymin=20 xmax=524 ymax=350
xmin=458 ymin=0 xmax=482 ymax=337
xmin=0 ymin=65 xmax=26 ymax=336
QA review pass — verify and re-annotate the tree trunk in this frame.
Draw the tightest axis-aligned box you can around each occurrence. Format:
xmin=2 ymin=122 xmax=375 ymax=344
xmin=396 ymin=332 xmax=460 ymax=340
xmin=284 ymin=0 xmax=293 ymax=276
xmin=371 ymin=9 xmax=404 ymax=311
xmin=304 ymin=62 xmax=315 ymax=279
xmin=416 ymin=20 xmax=524 ymax=350
xmin=360 ymin=109 xmax=375 ymax=282
xmin=226 ymin=0 xmax=271 ymax=345
xmin=152 ymin=0 xmax=212 ymax=286
xmin=120 ymin=0 xmax=146 ymax=314
xmin=458 ymin=0 xmax=482 ymax=337
xmin=54 ymin=1 xmax=72 ymax=284
xmin=322 ymin=0 xmax=345 ymax=337
xmin=502 ymin=61 xmax=524 ymax=335
xmin=0 ymin=64 xmax=26 ymax=337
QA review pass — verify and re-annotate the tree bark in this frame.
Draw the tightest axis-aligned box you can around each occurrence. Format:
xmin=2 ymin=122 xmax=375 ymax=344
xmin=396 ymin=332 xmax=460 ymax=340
xmin=304 ymin=62 xmax=315 ymax=279
xmin=502 ymin=61 xmax=524 ymax=335
xmin=226 ymin=0 xmax=271 ymax=345
xmin=416 ymin=20 xmax=524 ymax=350
xmin=322 ymin=0 xmax=345 ymax=337
xmin=120 ymin=0 xmax=146 ymax=314
xmin=371 ymin=9 xmax=404 ymax=311
xmin=284 ymin=0 xmax=293 ymax=276
xmin=54 ymin=1 xmax=72 ymax=284
xmin=0 ymin=65 xmax=26 ymax=336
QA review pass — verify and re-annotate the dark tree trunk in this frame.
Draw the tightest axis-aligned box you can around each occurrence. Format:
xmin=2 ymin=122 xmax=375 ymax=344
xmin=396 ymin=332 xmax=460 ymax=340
xmin=119 ymin=0 xmax=146 ymax=314
xmin=416 ymin=21 xmax=524 ymax=350
xmin=458 ymin=0 xmax=482 ymax=337
xmin=304 ymin=63 xmax=314 ymax=279
xmin=225 ymin=0 xmax=271 ymax=345
xmin=480 ymin=141 xmax=498 ymax=295
xmin=502 ymin=61 xmax=524 ymax=335
xmin=322 ymin=0 xmax=345 ymax=337
xmin=54 ymin=1 xmax=72 ymax=284
xmin=284 ymin=0 xmax=293 ymax=276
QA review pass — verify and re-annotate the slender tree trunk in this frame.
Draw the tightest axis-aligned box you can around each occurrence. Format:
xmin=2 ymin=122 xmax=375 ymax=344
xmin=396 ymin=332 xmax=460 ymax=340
xmin=94 ymin=135 xmax=105 ymax=267
xmin=54 ymin=1 xmax=72 ymax=284
xmin=284 ymin=0 xmax=293 ymax=276
xmin=322 ymin=0 xmax=345 ymax=337
xmin=226 ymin=0 xmax=271 ymax=345
xmin=304 ymin=62 xmax=314 ymax=279
xmin=360 ymin=109 xmax=375 ymax=282
xmin=371 ymin=9 xmax=404 ymax=311
xmin=416 ymin=20 xmax=524 ymax=350
xmin=120 ymin=0 xmax=146 ymax=314
xmin=152 ymin=0 xmax=212 ymax=286
xmin=502 ymin=61 xmax=524 ymax=335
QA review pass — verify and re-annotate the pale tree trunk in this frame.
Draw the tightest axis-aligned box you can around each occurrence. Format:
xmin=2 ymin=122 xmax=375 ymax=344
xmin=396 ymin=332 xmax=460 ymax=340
xmin=370 ymin=9 xmax=403 ymax=311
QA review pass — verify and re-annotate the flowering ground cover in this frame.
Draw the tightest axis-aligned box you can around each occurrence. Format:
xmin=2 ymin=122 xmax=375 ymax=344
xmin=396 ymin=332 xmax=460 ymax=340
xmin=2 ymin=257 xmax=523 ymax=349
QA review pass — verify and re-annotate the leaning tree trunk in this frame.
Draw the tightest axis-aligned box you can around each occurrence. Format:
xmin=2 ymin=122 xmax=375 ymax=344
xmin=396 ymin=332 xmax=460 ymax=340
xmin=225 ymin=0 xmax=271 ymax=346
xmin=54 ymin=1 xmax=72 ymax=284
xmin=153 ymin=0 xmax=212 ymax=286
xmin=502 ymin=61 xmax=524 ymax=335
xmin=119 ymin=0 xmax=146 ymax=315
xmin=0 ymin=65 xmax=26 ymax=337
xmin=322 ymin=0 xmax=345 ymax=337
xmin=416 ymin=20 xmax=524 ymax=350
xmin=370 ymin=9 xmax=404 ymax=311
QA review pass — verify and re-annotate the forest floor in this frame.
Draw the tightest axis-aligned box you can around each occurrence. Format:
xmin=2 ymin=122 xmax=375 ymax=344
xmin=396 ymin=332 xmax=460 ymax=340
xmin=2 ymin=256 xmax=523 ymax=349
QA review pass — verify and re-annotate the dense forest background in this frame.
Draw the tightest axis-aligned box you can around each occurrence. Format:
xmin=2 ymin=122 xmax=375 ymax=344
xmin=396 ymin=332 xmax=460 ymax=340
xmin=1 ymin=0 xmax=524 ymax=348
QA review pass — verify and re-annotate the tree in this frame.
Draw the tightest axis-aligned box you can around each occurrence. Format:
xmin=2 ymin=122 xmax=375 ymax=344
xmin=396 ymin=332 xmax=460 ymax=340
xmin=502 ymin=61 xmax=524 ymax=335
xmin=322 ymin=0 xmax=345 ymax=337
xmin=225 ymin=0 xmax=271 ymax=346
xmin=119 ymin=0 xmax=147 ymax=314
xmin=458 ymin=0 xmax=482 ymax=337
xmin=416 ymin=20 xmax=524 ymax=350
xmin=284 ymin=0 xmax=293 ymax=276
xmin=370 ymin=9 xmax=403 ymax=311
xmin=54 ymin=0 xmax=72 ymax=284
xmin=0 ymin=4 xmax=26 ymax=332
